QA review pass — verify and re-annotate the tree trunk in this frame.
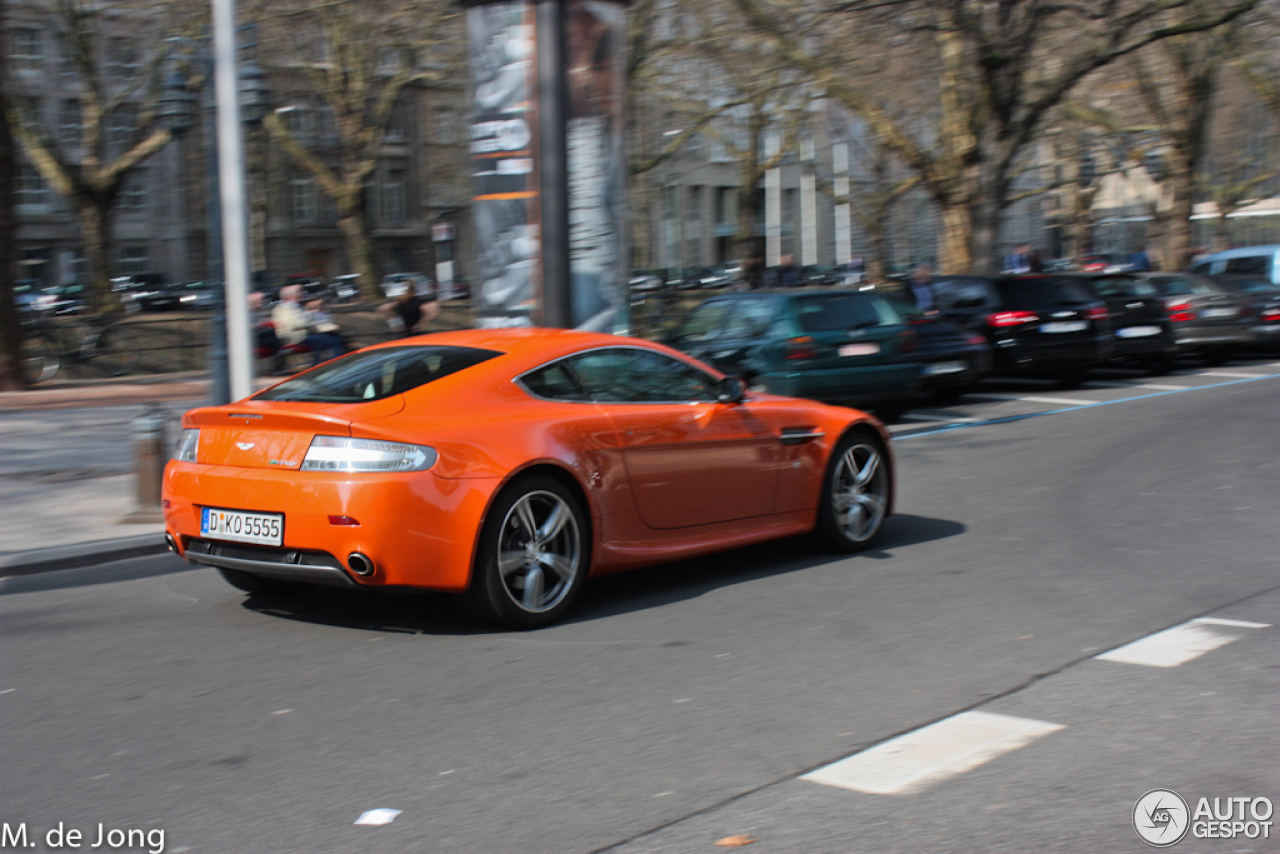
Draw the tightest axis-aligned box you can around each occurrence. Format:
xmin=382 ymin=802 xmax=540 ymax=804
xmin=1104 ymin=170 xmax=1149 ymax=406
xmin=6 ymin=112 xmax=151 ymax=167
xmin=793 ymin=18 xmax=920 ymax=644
xmin=76 ymin=199 xmax=120 ymax=313
xmin=867 ymin=220 xmax=889 ymax=283
xmin=1163 ymin=160 xmax=1196 ymax=272
xmin=938 ymin=204 xmax=973 ymax=275
xmin=337 ymin=207 xmax=381 ymax=300
xmin=0 ymin=32 xmax=23 ymax=391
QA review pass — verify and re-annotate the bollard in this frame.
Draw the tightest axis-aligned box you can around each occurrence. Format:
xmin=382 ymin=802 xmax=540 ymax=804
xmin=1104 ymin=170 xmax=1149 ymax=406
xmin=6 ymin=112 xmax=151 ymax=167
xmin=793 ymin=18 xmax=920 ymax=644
xmin=124 ymin=403 xmax=169 ymax=524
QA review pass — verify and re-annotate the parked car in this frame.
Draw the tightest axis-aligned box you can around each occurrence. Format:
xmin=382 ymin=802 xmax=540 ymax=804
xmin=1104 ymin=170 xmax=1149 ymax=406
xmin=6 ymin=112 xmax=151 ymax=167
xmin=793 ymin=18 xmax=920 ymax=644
xmin=629 ymin=270 xmax=666 ymax=294
xmin=1134 ymin=272 xmax=1252 ymax=364
xmin=1188 ymin=244 xmax=1280 ymax=286
xmin=892 ymin=302 xmax=995 ymax=399
xmin=1207 ymin=274 xmax=1280 ymax=353
xmin=380 ymin=272 xmax=433 ymax=299
xmin=928 ymin=275 xmax=1114 ymax=386
xmin=45 ymin=283 xmax=90 ymax=315
xmin=331 ymin=274 xmax=362 ymax=303
xmin=134 ymin=281 xmax=187 ymax=312
xmin=1078 ymin=253 xmax=1131 ymax=273
xmin=675 ymin=266 xmax=732 ymax=290
xmin=162 ymin=330 xmax=895 ymax=628
xmin=1075 ymin=274 xmax=1178 ymax=374
xmin=283 ymin=274 xmax=331 ymax=302
xmin=667 ymin=289 xmax=921 ymax=418
xmin=177 ymin=281 xmax=222 ymax=311
xmin=14 ymin=280 xmax=54 ymax=313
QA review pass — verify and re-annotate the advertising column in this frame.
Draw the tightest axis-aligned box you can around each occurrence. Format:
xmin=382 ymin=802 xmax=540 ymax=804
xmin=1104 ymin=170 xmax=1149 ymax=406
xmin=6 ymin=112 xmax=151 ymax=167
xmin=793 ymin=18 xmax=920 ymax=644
xmin=464 ymin=0 xmax=629 ymax=332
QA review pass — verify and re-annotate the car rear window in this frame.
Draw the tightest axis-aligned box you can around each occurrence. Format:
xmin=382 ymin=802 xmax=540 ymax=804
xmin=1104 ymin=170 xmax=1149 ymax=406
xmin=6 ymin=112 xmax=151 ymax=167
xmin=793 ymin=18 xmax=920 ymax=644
xmin=1149 ymin=276 xmax=1217 ymax=295
xmin=996 ymin=277 xmax=1095 ymax=308
xmin=794 ymin=294 xmax=896 ymax=332
xmin=932 ymin=277 xmax=996 ymax=309
xmin=256 ymin=346 xmax=501 ymax=403
xmin=1218 ymin=276 xmax=1279 ymax=294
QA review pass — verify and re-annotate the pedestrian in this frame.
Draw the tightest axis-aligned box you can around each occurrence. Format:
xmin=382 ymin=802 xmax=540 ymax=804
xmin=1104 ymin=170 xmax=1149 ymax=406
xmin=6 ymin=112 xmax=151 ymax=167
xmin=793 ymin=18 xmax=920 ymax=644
xmin=1003 ymin=244 xmax=1032 ymax=274
xmin=778 ymin=254 xmax=800 ymax=288
xmin=1127 ymin=245 xmax=1152 ymax=272
xmin=744 ymin=255 xmax=765 ymax=290
xmin=908 ymin=263 xmax=937 ymax=314
xmin=378 ymin=283 xmax=440 ymax=338
xmin=1028 ymin=248 xmax=1045 ymax=273
xmin=271 ymin=284 xmax=344 ymax=365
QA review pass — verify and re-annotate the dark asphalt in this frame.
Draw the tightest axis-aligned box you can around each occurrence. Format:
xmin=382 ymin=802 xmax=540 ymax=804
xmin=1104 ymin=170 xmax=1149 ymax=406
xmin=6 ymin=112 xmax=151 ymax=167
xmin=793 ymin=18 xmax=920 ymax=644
xmin=1 ymin=374 xmax=1277 ymax=853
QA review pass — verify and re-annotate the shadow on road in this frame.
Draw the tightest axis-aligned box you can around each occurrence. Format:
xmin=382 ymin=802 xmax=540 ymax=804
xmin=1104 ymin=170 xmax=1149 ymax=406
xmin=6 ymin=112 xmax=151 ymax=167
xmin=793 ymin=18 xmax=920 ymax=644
xmin=234 ymin=512 xmax=965 ymax=636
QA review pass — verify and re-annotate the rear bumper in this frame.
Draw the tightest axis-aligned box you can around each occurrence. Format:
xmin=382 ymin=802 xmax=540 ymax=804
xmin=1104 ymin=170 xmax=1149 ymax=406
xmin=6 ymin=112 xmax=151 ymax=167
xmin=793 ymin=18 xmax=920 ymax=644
xmin=989 ymin=336 xmax=1112 ymax=374
xmin=1173 ymin=326 xmax=1251 ymax=350
xmin=162 ymin=462 xmax=502 ymax=591
xmin=916 ymin=347 xmax=993 ymax=391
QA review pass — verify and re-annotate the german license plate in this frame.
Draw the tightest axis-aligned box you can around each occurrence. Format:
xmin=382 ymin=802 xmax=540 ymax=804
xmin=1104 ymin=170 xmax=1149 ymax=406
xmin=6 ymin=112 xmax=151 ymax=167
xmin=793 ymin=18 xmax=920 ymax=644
xmin=201 ymin=507 xmax=283 ymax=546
xmin=1202 ymin=307 xmax=1237 ymax=318
xmin=1041 ymin=321 xmax=1087 ymax=333
xmin=1116 ymin=325 xmax=1162 ymax=338
xmin=922 ymin=360 xmax=967 ymax=375
xmin=839 ymin=343 xmax=880 ymax=357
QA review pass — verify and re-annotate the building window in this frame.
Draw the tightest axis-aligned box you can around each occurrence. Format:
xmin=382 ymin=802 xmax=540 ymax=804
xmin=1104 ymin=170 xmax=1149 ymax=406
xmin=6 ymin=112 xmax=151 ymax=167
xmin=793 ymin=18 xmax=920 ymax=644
xmin=109 ymin=105 xmax=137 ymax=153
xmin=119 ymin=246 xmax=148 ymax=275
xmin=108 ymin=38 xmax=139 ymax=79
xmin=385 ymin=103 xmax=409 ymax=143
xmin=13 ymin=29 xmax=42 ymax=73
xmin=431 ymin=110 xmax=455 ymax=144
xmin=290 ymin=175 xmax=316 ymax=223
xmin=284 ymin=103 xmax=314 ymax=143
xmin=17 ymin=165 xmax=52 ymax=209
xmin=119 ymin=170 xmax=147 ymax=212
xmin=60 ymin=99 xmax=82 ymax=146
xmin=383 ymin=169 xmax=406 ymax=224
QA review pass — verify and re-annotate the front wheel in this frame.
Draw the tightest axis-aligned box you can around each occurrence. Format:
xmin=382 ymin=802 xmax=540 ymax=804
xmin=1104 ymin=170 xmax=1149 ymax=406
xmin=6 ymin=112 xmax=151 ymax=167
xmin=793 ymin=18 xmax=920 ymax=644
xmin=813 ymin=430 xmax=892 ymax=553
xmin=459 ymin=475 xmax=590 ymax=629
xmin=21 ymin=331 xmax=61 ymax=384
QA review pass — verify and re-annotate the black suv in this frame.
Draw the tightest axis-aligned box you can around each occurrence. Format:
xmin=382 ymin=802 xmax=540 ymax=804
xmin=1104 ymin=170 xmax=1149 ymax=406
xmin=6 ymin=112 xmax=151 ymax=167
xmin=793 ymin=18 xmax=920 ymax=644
xmin=929 ymin=275 xmax=1114 ymax=386
xmin=1075 ymin=274 xmax=1177 ymax=374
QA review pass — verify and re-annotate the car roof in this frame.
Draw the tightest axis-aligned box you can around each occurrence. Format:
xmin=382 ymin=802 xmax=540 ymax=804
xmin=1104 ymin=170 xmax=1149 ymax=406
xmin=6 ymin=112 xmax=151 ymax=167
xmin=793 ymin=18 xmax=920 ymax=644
xmin=1201 ymin=245 xmax=1280 ymax=260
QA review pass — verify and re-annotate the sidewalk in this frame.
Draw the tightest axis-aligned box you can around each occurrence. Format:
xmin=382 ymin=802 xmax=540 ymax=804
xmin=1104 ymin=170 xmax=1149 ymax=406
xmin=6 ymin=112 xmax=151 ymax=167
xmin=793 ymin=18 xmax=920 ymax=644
xmin=0 ymin=372 xmax=268 ymax=576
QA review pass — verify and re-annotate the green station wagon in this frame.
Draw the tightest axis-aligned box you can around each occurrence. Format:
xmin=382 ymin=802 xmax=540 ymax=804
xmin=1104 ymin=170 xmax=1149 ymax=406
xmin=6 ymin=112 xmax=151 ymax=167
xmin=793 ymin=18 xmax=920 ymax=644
xmin=667 ymin=289 xmax=921 ymax=418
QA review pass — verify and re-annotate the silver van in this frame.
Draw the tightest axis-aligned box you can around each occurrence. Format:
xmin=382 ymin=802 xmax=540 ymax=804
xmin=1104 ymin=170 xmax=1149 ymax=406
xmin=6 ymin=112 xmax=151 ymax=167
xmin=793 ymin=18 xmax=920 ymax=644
xmin=1188 ymin=245 xmax=1280 ymax=286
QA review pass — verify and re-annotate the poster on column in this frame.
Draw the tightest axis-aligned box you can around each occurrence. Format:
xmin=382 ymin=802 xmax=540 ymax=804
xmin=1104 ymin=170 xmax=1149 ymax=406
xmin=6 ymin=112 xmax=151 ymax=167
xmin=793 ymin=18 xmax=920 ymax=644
xmin=565 ymin=0 xmax=628 ymax=332
xmin=468 ymin=2 xmax=540 ymax=328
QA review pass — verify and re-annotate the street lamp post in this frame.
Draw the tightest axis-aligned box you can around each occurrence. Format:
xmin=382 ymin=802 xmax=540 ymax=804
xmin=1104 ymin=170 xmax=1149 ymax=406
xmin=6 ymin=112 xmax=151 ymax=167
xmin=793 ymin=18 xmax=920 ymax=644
xmin=159 ymin=25 xmax=268 ymax=405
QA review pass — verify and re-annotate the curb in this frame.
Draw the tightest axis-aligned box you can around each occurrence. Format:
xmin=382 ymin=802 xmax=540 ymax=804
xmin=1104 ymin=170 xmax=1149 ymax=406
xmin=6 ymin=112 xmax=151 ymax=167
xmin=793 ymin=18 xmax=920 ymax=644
xmin=0 ymin=534 xmax=171 ymax=578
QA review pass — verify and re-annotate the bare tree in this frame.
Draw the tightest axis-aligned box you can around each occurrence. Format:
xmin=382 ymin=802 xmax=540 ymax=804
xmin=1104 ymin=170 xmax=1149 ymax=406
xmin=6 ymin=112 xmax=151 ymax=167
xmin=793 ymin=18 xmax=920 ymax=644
xmin=5 ymin=0 xmax=204 ymax=312
xmin=252 ymin=0 xmax=464 ymax=298
xmin=733 ymin=0 xmax=1259 ymax=273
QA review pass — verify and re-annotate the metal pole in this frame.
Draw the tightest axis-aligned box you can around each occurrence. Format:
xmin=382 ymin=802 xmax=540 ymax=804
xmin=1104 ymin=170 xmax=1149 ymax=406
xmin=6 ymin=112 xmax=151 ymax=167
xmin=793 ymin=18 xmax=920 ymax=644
xmin=213 ymin=0 xmax=254 ymax=401
xmin=536 ymin=0 xmax=572 ymax=328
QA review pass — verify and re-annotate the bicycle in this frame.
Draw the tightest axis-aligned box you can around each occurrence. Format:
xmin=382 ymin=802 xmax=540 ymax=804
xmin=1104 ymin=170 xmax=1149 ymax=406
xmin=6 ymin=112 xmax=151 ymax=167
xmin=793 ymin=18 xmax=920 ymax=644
xmin=20 ymin=311 xmax=141 ymax=384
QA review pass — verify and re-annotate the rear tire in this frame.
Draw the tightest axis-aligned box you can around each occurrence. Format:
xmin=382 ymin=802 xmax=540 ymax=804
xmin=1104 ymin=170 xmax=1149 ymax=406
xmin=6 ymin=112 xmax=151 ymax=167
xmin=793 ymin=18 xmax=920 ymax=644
xmin=459 ymin=475 xmax=590 ymax=630
xmin=1058 ymin=369 xmax=1088 ymax=389
xmin=1147 ymin=354 xmax=1175 ymax=376
xmin=87 ymin=325 xmax=140 ymax=377
xmin=216 ymin=567 xmax=303 ymax=597
xmin=813 ymin=430 xmax=892 ymax=553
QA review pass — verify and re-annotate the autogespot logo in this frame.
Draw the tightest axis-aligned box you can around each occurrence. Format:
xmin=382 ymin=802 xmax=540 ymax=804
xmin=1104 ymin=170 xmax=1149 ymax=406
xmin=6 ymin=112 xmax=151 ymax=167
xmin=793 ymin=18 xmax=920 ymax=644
xmin=1134 ymin=789 xmax=1191 ymax=847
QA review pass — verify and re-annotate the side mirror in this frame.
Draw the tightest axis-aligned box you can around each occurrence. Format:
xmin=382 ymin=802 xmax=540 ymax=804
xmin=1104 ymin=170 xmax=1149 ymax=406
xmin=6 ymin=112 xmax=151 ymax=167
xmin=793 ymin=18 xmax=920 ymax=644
xmin=716 ymin=376 xmax=747 ymax=404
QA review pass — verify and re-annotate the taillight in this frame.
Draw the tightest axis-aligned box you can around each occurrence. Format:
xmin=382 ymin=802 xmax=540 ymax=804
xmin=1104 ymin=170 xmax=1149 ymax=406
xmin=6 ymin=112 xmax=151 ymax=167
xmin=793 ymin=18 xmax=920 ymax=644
xmin=1167 ymin=302 xmax=1194 ymax=322
xmin=897 ymin=328 xmax=918 ymax=353
xmin=966 ymin=335 xmax=987 ymax=345
xmin=786 ymin=336 xmax=818 ymax=360
xmin=1086 ymin=306 xmax=1108 ymax=322
xmin=1262 ymin=307 xmax=1280 ymax=322
xmin=987 ymin=310 xmax=1039 ymax=327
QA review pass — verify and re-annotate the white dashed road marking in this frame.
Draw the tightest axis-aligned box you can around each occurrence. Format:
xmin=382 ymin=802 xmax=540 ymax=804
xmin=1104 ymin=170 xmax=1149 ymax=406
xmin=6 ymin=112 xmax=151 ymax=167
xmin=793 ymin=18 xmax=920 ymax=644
xmin=1201 ymin=371 xmax=1265 ymax=379
xmin=1094 ymin=618 xmax=1270 ymax=668
xmin=967 ymin=393 xmax=1099 ymax=406
xmin=802 ymin=711 xmax=1064 ymax=795
xmin=1087 ymin=381 xmax=1188 ymax=391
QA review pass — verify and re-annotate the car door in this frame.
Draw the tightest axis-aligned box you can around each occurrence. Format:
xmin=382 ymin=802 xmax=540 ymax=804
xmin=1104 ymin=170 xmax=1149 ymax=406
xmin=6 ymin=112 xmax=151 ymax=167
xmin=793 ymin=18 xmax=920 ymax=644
xmin=568 ymin=347 xmax=778 ymax=530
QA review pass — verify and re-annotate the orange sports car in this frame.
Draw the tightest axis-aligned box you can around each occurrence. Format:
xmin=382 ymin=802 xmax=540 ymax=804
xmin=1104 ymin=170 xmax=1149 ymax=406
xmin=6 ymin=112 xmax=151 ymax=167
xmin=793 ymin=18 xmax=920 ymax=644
xmin=162 ymin=329 xmax=895 ymax=628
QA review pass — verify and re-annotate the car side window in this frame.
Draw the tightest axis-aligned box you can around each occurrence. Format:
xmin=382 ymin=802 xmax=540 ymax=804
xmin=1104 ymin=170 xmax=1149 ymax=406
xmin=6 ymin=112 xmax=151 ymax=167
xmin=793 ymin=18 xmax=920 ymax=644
xmin=679 ymin=301 xmax=730 ymax=343
xmin=723 ymin=298 xmax=775 ymax=338
xmin=521 ymin=361 xmax=587 ymax=401
xmin=1091 ymin=277 xmax=1125 ymax=297
xmin=570 ymin=349 xmax=717 ymax=403
xmin=1224 ymin=257 xmax=1269 ymax=275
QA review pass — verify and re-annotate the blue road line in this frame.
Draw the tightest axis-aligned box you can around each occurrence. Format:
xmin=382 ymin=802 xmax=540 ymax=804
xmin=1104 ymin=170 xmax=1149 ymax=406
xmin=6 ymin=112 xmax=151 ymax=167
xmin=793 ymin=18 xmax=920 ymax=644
xmin=895 ymin=372 xmax=1280 ymax=441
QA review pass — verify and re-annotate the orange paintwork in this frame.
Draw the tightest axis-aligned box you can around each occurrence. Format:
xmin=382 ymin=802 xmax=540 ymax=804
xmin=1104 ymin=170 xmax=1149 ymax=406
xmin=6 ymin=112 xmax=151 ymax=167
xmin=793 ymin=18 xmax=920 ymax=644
xmin=163 ymin=329 xmax=893 ymax=593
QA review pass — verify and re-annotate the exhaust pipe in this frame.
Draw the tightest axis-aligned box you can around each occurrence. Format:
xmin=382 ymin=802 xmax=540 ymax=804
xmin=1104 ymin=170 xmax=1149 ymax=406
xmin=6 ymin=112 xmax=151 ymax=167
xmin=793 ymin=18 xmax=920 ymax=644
xmin=165 ymin=534 xmax=178 ymax=554
xmin=348 ymin=553 xmax=375 ymax=577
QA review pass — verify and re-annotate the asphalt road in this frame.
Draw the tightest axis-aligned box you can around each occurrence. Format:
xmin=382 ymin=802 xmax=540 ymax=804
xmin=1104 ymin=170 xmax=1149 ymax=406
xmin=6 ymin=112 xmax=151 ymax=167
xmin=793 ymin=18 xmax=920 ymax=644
xmin=2 ymin=365 xmax=1278 ymax=854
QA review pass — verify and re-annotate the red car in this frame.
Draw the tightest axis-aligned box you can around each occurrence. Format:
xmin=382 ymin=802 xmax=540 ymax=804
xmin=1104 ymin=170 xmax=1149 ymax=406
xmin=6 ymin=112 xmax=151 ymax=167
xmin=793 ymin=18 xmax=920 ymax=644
xmin=163 ymin=329 xmax=895 ymax=628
